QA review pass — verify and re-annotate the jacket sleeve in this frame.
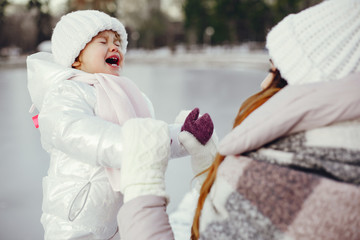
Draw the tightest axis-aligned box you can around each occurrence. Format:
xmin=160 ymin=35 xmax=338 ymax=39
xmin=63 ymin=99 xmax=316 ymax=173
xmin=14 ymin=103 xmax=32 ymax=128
xmin=118 ymin=195 xmax=175 ymax=240
xmin=39 ymin=80 xmax=124 ymax=168
xmin=219 ymin=73 xmax=360 ymax=156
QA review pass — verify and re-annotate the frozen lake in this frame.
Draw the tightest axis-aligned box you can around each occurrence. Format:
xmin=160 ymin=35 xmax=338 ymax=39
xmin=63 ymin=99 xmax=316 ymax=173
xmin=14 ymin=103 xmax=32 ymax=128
xmin=0 ymin=56 xmax=267 ymax=239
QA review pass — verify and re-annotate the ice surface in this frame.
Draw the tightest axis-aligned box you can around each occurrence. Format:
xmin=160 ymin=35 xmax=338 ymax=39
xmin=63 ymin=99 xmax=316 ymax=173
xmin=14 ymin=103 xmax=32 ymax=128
xmin=0 ymin=53 xmax=266 ymax=239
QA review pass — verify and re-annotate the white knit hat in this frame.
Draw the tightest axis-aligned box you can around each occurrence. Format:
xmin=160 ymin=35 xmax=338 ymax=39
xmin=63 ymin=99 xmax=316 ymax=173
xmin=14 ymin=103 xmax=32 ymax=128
xmin=51 ymin=10 xmax=128 ymax=68
xmin=266 ymin=0 xmax=360 ymax=85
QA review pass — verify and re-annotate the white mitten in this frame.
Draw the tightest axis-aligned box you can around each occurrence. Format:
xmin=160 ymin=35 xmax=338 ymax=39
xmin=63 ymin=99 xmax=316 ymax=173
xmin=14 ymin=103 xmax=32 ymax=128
xmin=120 ymin=118 xmax=171 ymax=203
xmin=178 ymin=131 xmax=218 ymax=191
xmin=168 ymin=109 xmax=192 ymax=159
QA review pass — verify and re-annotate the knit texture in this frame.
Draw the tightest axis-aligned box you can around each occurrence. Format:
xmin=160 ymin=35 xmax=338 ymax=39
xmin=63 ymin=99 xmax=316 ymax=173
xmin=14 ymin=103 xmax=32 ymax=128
xmin=178 ymin=130 xmax=218 ymax=191
xmin=51 ymin=10 xmax=128 ymax=68
xmin=121 ymin=118 xmax=170 ymax=203
xmin=181 ymin=108 xmax=214 ymax=145
xmin=266 ymin=0 xmax=360 ymax=85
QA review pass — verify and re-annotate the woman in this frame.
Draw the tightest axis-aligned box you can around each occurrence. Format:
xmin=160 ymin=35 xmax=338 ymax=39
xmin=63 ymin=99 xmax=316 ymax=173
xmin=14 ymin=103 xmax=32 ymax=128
xmin=117 ymin=0 xmax=360 ymax=239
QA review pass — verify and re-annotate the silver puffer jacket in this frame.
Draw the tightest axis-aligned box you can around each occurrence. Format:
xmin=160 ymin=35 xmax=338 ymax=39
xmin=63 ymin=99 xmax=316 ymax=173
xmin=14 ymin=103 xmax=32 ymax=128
xmin=27 ymin=52 xmax=185 ymax=240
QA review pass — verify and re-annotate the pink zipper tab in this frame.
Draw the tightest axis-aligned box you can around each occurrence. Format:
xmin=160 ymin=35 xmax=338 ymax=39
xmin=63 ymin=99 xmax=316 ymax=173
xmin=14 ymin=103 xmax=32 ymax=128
xmin=32 ymin=115 xmax=39 ymax=128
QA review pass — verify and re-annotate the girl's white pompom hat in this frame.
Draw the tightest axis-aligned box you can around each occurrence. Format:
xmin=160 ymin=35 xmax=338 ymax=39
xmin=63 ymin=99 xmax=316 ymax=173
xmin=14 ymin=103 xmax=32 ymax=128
xmin=51 ymin=10 xmax=128 ymax=68
xmin=266 ymin=0 xmax=360 ymax=85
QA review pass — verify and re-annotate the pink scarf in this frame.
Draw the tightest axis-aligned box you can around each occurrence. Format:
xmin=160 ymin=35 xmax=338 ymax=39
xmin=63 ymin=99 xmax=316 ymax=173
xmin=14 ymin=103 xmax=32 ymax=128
xmin=71 ymin=72 xmax=152 ymax=191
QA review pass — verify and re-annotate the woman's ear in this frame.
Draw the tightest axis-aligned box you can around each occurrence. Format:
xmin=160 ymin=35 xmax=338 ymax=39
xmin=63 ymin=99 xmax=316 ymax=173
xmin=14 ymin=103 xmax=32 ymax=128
xmin=261 ymin=72 xmax=274 ymax=90
xmin=261 ymin=60 xmax=276 ymax=90
xmin=72 ymin=60 xmax=81 ymax=69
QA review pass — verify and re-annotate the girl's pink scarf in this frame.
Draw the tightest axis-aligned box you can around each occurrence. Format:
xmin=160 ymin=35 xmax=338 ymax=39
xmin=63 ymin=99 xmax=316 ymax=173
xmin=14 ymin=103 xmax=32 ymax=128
xmin=70 ymin=72 xmax=152 ymax=191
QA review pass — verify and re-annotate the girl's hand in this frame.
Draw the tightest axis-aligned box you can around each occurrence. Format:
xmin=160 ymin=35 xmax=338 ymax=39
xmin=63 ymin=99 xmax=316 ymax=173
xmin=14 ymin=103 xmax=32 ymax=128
xmin=181 ymin=108 xmax=214 ymax=145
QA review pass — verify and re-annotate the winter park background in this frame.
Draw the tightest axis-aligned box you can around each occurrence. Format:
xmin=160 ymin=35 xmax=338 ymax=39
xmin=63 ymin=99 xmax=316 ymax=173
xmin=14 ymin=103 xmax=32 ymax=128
xmin=0 ymin=0 xmax=321 ymax=239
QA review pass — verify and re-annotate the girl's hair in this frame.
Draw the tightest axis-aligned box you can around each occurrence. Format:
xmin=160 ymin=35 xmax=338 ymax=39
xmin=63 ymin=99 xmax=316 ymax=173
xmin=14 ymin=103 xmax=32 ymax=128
xmin=190 ymin=68 xmax=287 ymax=240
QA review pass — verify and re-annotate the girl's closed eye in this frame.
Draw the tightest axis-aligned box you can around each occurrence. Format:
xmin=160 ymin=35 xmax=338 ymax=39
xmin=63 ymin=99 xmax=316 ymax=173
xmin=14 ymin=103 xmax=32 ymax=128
xmin=97 ymin=37 xmax=107 ymax=44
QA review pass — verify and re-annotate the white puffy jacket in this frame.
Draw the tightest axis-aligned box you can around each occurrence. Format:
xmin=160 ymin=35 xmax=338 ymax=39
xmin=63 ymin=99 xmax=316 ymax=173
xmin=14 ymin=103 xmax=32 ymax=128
xmin=27 ymin=52 xmax=186 ymax=240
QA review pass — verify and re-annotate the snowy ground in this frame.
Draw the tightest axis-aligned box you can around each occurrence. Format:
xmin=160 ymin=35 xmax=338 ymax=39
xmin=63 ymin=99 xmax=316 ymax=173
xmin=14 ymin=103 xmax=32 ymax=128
xmin=0 ymin=48 xmax=269 ymax=239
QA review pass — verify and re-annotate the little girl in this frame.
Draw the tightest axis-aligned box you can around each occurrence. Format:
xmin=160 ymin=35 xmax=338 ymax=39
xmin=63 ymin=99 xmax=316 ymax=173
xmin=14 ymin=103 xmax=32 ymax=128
xmin=27 ymin=10 xmax=214 ymax=239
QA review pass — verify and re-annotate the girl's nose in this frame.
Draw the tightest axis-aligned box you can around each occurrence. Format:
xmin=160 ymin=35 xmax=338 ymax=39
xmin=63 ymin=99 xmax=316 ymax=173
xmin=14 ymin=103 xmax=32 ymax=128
xmin=109 ymin=43 xmax=119 ymax=52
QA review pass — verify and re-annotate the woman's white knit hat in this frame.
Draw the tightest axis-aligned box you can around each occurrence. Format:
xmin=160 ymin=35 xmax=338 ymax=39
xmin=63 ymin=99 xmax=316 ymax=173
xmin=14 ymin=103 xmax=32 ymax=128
xmin=266 ymin=0 xmax=360 ymax=85
xmin=51 ymin=10 xmax=128 ymax=68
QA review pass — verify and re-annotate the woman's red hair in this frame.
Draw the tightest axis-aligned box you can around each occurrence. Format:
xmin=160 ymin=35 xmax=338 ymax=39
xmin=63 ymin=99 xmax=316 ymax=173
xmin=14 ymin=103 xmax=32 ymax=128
xmin=191 ymin=70 xmax=287 ymax=240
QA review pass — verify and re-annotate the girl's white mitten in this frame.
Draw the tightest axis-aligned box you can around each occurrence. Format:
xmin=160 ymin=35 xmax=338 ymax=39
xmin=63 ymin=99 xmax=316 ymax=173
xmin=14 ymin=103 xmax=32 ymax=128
xmin=120 ymin=118 xmax=171 ymax=203
xmin=178 ymin=131 xmax=218 ymax=190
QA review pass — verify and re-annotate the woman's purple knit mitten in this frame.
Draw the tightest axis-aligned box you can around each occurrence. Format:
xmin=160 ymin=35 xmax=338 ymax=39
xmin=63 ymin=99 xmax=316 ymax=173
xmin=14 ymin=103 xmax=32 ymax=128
xmin=181 ymin=108 xmax=214 ymax=145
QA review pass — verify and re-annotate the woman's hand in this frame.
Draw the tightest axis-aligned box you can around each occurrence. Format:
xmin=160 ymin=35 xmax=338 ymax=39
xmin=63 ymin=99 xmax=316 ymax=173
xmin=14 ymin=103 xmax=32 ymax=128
xmin=120 ymin=118 xmax=171 ymax=203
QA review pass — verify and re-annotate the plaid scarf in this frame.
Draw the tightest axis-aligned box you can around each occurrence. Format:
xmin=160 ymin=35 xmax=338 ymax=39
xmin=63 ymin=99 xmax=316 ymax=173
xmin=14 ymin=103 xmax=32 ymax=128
xmin=200 ymin=122 xmax=360 ymax=239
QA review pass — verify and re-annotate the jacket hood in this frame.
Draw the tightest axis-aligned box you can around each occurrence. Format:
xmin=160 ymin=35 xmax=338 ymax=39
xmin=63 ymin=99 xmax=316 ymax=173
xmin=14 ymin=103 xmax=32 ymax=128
xmin=27 ymin=52 xmax=80 ymax=111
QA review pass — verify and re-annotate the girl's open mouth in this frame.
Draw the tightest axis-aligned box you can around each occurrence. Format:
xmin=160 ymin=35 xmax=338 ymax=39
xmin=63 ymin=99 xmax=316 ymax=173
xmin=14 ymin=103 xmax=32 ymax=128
xmin=105 ymin=56 xmax=120 ymax=66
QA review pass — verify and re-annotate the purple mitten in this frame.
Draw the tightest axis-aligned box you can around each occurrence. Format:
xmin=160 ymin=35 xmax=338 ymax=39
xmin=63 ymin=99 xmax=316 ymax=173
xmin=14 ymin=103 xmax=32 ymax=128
xmin=181 ymin=108 xmax=214 ymax=145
